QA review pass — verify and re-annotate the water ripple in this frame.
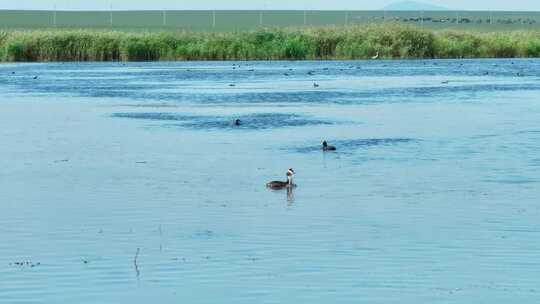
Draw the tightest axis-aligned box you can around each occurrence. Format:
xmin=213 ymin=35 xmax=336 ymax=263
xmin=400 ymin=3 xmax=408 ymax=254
xmin=290 ymin=138 xmax=418 ymax=153
xmin=112 ymin=112 xmax=333 ymax=130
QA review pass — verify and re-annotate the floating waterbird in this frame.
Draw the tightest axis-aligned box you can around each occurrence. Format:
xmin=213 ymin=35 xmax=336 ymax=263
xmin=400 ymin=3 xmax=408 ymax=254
xmin=313 ymin=82 xmax=320 ymax=88
xmin=266 ymin=168 xmax=296 ymax=190
xmin=322 ymin=141 xmax=337 ymax=151
xmin=233 ymin=119 xmax=241 ymax=126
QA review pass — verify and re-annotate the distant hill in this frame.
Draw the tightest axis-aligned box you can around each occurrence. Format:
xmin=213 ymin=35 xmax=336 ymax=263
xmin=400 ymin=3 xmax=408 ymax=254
xmin=383 ymin=1 xmax=450 ymax=11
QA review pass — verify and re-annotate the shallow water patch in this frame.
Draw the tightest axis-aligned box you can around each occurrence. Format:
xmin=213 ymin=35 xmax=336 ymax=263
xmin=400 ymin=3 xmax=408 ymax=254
xmin=112 ymin=112 xmax=333 ymax=130
xmin=112 ymin=112 xmax=201 ymax=122
xmin=290 ymin=138 xmax=418 ymax=154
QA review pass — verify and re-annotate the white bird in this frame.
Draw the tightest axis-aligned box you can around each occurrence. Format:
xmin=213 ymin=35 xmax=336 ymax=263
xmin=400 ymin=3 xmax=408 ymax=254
xmin=371 ymin=51 xmax=380 ymax=60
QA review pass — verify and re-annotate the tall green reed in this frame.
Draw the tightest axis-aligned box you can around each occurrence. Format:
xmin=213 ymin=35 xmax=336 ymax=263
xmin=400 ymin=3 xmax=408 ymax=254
xmin=0 ymin=24 xmax=539 ymax=61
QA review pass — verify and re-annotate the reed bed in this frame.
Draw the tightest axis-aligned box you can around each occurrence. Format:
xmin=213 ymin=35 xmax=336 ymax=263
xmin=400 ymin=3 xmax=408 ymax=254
xmin=1 ymin=24 xmax=539 ymax=61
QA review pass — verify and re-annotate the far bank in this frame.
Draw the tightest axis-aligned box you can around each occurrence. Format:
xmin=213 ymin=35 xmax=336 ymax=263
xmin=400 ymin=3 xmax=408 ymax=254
xmin=1 ymin=24 xmax=540 ymax=61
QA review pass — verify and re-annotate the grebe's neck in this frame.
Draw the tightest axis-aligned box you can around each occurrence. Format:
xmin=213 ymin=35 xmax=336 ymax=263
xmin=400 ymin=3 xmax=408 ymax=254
xmin=287 ymin=175 xmax=293 ymax=185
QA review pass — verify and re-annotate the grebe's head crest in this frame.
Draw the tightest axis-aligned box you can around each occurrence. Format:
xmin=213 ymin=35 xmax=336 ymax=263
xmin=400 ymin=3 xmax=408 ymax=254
xmin=322 ymin=141 xmax=328 ymax=147
xmin=287 ymin=168 xmax=295 ymax=175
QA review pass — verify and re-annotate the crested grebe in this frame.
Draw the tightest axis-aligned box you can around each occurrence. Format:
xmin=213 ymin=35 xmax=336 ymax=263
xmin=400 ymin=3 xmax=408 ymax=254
xmin=232 ymin=119 xmax=241 ymax=126
xmin=266 ymin=168 xmax=296 ymax=190
xmin=322 ymin=141 xmax=336 ymax=151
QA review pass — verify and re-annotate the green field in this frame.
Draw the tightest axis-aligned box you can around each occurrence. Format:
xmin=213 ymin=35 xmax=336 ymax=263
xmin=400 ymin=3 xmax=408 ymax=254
xmin=1 ymin=10 xmax=540 ymax=31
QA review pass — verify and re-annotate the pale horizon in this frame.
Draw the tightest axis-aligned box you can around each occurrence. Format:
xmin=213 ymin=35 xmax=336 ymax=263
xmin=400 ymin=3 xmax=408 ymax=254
xmin=1 ymin=0 xmax=540 ymax=12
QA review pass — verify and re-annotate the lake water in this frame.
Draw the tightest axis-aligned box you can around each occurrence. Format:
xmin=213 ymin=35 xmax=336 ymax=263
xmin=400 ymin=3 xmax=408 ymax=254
xmin=1 ymin=60 xmax=539 ymax=303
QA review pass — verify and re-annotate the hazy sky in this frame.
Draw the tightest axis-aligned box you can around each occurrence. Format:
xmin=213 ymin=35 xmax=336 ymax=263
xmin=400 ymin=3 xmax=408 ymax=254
xmin=1 ymin=0 xmax=539 ymax=11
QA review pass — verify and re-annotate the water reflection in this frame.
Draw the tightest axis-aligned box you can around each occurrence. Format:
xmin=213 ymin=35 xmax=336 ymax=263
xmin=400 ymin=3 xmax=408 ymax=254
xmin=287 ymin=186 xmax=295 ymax=204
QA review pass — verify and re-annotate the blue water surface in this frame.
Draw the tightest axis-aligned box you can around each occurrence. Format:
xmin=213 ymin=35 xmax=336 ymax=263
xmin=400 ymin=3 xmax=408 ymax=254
xmin=0 ymin=59 xmax=539 ymax=303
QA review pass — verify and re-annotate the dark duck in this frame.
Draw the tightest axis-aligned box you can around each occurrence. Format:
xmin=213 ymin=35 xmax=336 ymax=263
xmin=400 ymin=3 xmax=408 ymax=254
xmin=322 ymin=140 xmax=336 ymax=151
xmin=266 ymin=168 xmax=296 ymax=190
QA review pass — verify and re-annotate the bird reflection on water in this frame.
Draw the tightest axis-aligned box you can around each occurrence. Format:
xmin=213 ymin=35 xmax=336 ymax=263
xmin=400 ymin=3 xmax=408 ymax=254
xmin=287 ymin=186 xmax=295 ymax=204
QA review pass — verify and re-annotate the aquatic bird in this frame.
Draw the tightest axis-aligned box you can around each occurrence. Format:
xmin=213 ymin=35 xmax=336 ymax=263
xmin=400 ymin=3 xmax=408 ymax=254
xmin=33 ymin=76 xmax=38 ymax=80
xmin=307 ymin=71 xmax=314 ymax=76
xmin=232 ymin=119 xmax=241 ymax=126
xmin=229 ymin=83 xmax=236 ymax=87
xmin=441 ymin=80 xmax=449 ymax=84
xmin=322 ymin=141 xmax=336 ymax=151
xmin=371 ymin=51 xmax=379 ymax=60
xmin=313 ymin=82 xmax=320 ymax=88
xmin=266 ymin=168 xmax=296 ymax=190
xmin=284 ymin=73 xmax=290 ymax=76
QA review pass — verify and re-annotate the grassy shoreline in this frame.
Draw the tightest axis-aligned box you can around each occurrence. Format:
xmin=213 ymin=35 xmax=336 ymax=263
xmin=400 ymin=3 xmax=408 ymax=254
xmin=1 ymin=24 xmax=540 ymax=61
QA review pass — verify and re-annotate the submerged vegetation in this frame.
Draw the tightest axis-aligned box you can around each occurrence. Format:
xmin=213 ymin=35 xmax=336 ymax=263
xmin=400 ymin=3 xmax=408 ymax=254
xmin=1 ymin=24 xmax=540 ymax=61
